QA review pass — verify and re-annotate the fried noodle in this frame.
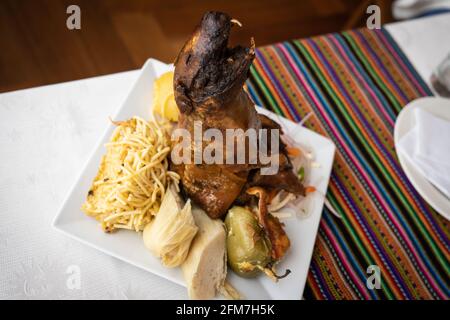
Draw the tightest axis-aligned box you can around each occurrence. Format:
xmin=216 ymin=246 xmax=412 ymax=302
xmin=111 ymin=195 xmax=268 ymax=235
xmin=82 ymin=116 xmax=179 ymax=232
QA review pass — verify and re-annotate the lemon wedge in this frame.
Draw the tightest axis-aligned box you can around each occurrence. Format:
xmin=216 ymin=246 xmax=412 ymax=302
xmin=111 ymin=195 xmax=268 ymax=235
xmin=152 ymin=71 xmax=179 ymax=122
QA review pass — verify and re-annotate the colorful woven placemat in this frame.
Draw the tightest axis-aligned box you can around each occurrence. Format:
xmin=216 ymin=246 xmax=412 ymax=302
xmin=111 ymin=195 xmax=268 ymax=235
xmin=246 ymin=28 xmax=450 ymax=299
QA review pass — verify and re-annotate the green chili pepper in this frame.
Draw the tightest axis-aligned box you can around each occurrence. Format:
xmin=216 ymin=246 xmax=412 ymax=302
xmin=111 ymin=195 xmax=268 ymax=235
xmin=225 ymin=206 xmax=271 ymax=277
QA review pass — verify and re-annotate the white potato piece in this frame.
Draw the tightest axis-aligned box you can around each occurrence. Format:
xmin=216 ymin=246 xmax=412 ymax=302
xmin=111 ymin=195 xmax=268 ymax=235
xmin=181 ymin=207 xmax=227 ymax=300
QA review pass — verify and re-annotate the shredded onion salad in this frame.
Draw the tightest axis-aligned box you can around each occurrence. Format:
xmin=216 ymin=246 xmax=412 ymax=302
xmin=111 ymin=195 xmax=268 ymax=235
xmin=268 ymin=137 xmax=317 ymax=220
xmin=82 ymin=116 xmax=180 ymax=233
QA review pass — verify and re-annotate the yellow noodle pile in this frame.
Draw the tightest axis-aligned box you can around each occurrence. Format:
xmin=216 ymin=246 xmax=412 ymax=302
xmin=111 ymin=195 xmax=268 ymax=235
xmin=82 ymin=116 xmax=179 ymax=232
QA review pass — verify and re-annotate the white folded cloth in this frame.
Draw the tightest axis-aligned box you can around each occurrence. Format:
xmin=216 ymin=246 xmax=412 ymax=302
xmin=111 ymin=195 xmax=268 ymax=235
xmin=398 ymin=108 xmax=450 ymax=198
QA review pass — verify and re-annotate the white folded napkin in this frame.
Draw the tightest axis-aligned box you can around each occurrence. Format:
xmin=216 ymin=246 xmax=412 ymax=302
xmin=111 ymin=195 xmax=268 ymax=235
xmin=398 ymin=108 xmax=450 ymax=198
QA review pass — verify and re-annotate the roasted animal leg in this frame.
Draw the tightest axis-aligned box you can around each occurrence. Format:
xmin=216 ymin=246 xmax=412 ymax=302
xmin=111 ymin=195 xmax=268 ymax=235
xmin=172 ymin=11 xmax=304 ymax=219
xmin=173 ymin=11 xmax=260 ymax=219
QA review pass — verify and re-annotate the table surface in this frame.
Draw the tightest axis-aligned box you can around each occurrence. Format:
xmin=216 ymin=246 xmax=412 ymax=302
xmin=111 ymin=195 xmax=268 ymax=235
xmin=1 ymin=13 xmax=449 ymax=300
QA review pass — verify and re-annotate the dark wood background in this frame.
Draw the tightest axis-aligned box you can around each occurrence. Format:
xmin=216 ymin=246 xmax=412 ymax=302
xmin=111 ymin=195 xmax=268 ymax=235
xmin=0 ymin=0 xmax=394 ymax=93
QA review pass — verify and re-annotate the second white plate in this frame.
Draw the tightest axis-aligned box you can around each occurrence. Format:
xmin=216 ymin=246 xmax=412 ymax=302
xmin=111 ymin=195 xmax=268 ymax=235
xmin=394 ymin=97 xmax=450 ymax=220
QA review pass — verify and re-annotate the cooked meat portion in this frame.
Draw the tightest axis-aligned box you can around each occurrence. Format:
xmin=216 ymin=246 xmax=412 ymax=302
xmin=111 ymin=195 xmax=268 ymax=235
xmin=249 ymin=166 xmax=305 ymax=195
xmin=247 ymin=187 xmax=290 ymax=261
xmin=174 ymin=12 xmax=256 ymax=116
xmin=258 ymin=114 xmax=281 ymax=130
xmin=254 ymin=114 xmax=304 ymax=194
xmin=235 ymin=114 xmax=305 ymax=204
xmin=173 ymin=163 xmax=248 ymax=219
xmin=172 ymin=11 xmax=304 ymax=219
xmin=173 ymin=11 xmax=260 ymax=218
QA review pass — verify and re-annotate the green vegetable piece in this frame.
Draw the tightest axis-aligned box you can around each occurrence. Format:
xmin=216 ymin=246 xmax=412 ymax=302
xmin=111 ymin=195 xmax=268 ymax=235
xmin=225 ymin=206 xmax=271 ymax=278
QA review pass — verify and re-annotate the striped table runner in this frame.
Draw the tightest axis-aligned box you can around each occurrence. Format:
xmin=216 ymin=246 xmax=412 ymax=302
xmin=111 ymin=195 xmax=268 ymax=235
xmin=246 ymin=28 xmax=450 ymax=299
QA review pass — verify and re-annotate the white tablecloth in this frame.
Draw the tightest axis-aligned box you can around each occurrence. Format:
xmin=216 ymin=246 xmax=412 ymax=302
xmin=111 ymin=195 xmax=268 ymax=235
xmin=1 ymin=13 xmax=449 ymax=300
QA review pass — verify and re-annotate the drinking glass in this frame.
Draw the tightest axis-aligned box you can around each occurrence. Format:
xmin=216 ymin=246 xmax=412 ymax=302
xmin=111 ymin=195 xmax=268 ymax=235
xmin=431 ymin=53 xmax=450 ymax=97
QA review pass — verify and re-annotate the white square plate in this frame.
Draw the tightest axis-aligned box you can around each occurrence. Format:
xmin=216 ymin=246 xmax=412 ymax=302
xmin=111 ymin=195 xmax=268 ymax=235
xmin=53 ymin=58 xmax=336 ymax=299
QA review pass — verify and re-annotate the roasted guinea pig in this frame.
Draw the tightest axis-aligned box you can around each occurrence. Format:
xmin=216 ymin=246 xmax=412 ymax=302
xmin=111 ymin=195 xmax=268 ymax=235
xmin=172 ymin=11 xmax=303 ymax=219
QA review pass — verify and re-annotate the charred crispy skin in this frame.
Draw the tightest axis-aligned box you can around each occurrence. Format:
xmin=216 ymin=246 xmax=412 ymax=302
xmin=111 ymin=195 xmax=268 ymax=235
xmin=173 ymin=11 xmax=260 ymax=218
xmin=173 ymin=11 xmax=304 ymax=219
xmin=247 ymin=187 xmax=290 ymax=261
xmin=174 ymin=12 xmax=256 ymax=117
